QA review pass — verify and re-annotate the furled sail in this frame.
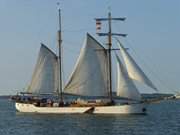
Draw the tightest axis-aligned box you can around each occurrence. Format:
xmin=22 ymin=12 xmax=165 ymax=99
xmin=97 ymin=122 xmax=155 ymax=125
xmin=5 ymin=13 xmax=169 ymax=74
xmin=64 ymin=33 xmax=108 ymax=97
xmin=116 ymin=54 xmax=141 ymax=101
xmin=27 ymin=44 xmax=58 ymax=94
xmin=117 ymin=40 xmax=157 ymax=91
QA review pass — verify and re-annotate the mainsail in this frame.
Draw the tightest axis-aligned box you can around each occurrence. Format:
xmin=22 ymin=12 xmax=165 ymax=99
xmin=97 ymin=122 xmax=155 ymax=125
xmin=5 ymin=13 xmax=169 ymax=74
xmin=64 ymin=33 xmax=108 ymax=97
xmin=27 ymin=44 xmax=58 ymax=94
xmin=116 ymin=54 xmax=141 ymax=101
xmin=117 ymin=40 xmax=157 ymax=91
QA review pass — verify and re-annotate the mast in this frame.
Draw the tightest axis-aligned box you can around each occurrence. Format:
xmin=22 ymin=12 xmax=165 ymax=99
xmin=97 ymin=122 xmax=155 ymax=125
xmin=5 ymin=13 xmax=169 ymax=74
xmin=107 ymin=12 xmax=113 ymax=102
xmin=58 ymin=8 xmax=63 ymax=103
xmin=95 ymin=11 xmax=126 ymax=102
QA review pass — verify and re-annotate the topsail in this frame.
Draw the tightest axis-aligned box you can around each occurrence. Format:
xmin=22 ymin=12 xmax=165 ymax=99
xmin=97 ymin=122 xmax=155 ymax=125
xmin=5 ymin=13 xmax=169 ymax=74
xmin=27 ymin=44 xmax=58 ymax=94
xmin=64 ymin=33 xmax=108 ymax=97
xmin=117 ymin=40 xmax=157 ymax=91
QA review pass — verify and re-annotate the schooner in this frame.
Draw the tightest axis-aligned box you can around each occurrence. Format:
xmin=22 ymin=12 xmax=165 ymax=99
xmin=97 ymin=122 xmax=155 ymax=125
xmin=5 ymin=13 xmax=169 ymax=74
xmin=13 ymin=9 xmax=157 ymax=114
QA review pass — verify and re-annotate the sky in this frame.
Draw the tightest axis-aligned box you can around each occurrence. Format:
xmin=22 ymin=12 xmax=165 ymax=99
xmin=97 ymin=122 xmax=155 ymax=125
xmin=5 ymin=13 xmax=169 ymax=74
xmin=0 ymin=0 xmax=180 ymax=95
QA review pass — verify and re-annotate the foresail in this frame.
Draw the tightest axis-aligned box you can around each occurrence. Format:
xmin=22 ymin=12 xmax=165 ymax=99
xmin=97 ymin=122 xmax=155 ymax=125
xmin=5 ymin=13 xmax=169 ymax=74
xmin=116 ymin=54 xmax=141 ymax=101
xmin=64 ymin=33 xmax=108 ymax=97
xmin=117 ymin=40 xmax=157 ymax=91
xmin=27 ymin=44 xmax=58 ymax=94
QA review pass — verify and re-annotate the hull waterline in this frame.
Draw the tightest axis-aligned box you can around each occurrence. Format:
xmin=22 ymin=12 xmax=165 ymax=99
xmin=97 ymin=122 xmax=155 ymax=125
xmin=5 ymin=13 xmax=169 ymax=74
xmin=94 ymin=103 xmax=147 ymax=114
xmin=15 ymin=103 xmax=93 ymax=114
xmin=15 ymin=102 xmax=147 ymax=114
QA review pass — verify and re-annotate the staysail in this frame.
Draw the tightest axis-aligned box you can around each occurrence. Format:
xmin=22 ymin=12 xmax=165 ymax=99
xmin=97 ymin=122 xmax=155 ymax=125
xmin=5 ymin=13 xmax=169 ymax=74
xmin=117 ymin=39 xmax=157 ymax=91
xmin=116 ymin=54 xmax=141 ymax=101
xmin=27 ymin=44 xmax=58 ymax=94
xmin=64 ymin=33 xmax=108 ymax=97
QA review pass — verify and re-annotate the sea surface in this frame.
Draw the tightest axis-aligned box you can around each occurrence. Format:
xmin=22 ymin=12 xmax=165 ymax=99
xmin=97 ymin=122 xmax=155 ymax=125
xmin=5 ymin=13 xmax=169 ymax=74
xmin=0 ymin=98 xmax=180 ymax=135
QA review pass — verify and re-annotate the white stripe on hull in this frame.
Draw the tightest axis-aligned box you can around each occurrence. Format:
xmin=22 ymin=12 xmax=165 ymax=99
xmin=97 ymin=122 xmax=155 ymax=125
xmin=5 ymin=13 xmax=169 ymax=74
xmin=94 ymin=104 xmax=146 ymax=114
xmin=15 ymin=102 xmax=147 ymax=114
xmin=15 ymin=103 xmax=92 ymax=114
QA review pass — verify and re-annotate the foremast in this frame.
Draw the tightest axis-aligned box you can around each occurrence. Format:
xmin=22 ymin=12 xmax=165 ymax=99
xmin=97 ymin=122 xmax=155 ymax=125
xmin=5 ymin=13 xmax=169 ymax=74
xmin=58 ymin=8 xmax=63 ymax=103
xmin=95 ymin=11 xmax=126 ymax=102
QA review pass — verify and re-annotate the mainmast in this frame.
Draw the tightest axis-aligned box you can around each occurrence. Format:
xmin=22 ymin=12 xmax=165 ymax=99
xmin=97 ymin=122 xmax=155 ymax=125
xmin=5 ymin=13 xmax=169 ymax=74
xmin=58 ymin=8 xmax=63 ymax=103
xmin=95 ymin=11 xmax=126 ymax=102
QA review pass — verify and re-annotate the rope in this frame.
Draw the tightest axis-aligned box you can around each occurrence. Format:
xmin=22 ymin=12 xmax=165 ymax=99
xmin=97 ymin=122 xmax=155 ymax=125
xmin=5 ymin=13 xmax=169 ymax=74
xmin=62 ymin=27 xmax=94 ymax=33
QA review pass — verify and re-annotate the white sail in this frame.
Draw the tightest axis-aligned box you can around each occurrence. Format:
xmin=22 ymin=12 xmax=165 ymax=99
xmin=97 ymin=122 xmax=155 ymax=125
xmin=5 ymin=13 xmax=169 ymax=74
xmin=117 ymin=40 xmax=157 ymax=91
xmin=27 ymin=44 xmax=58 ymax=94
xmin=116 ymin=54 xmax=141 ymax=101
xmin=64 ymin=33 xmax=108 ymax=97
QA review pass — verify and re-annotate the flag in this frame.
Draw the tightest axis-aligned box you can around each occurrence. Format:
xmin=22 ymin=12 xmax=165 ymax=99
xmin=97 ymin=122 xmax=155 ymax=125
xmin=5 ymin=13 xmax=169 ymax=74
xmin=96 ymin=20 xmax=101 ymax=30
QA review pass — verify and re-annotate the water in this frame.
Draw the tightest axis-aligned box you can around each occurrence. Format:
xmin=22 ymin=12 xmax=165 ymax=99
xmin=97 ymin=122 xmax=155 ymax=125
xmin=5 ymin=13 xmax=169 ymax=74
xmin=0 ymin=98 xmax=180 ymax=135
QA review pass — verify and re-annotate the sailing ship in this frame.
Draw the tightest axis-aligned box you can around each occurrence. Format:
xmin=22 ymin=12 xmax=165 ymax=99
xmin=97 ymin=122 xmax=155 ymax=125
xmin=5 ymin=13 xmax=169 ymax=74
xmin=13 ymin=10 xmax=157 ymax=114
